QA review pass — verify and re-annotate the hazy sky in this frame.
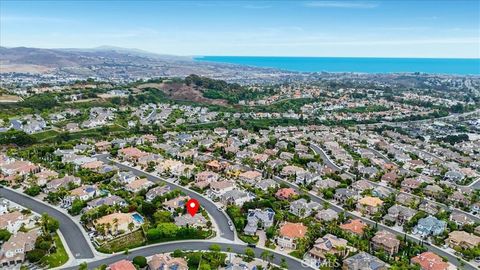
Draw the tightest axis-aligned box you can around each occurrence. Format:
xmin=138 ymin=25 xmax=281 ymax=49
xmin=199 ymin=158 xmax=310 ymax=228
xmin=1 ymin=0 xmax=479 ymax=58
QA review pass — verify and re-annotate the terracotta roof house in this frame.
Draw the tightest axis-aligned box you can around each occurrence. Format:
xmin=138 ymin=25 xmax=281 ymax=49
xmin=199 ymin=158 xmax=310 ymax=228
xmin=411 ymin=252 xmax=449 ymax=270
xmin=275 ymin=188 xmax=297 ymax=200
xmin=447 ymin=231 xmax=480 ymax=249
xmin=147 ymin=254 xmax=188 ymax=270
xmin=108 ymin=259 xmax=136 ymax=270
xmin=340 ymin=219 xmax=367 ymax=236
xmin=118 ymin=147 xmax=148 ymax=162
xmin=371 ymin=230 xmax=400 ymax=256
xmin=276 ymin=222 xmax=308 ymax=249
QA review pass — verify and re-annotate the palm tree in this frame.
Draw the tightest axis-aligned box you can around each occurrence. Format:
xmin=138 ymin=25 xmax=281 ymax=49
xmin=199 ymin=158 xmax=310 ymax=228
xmin=113 ymin=218 xmax=119 ymax=234
xmin=128 ymin=222 xmax=134 ymax=232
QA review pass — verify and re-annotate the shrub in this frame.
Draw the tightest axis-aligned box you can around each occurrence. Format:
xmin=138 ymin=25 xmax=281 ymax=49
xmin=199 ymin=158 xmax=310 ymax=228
xmin=133 ymin=256 xmax=147 ymax=268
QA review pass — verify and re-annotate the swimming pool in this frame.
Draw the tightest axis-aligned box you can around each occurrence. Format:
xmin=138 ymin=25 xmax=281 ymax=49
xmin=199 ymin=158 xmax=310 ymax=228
xmin=131 ymin=213 xmax=144 ymax=223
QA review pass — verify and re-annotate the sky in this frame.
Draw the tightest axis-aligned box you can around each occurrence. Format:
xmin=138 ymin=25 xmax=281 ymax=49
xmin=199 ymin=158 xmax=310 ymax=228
xmin=1 ymin=0 xmax=479 ymax=58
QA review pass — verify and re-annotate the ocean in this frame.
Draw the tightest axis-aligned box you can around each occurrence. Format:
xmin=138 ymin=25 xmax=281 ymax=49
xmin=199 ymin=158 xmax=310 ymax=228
xmin=195 ymin=56 xmax=480 ymax=75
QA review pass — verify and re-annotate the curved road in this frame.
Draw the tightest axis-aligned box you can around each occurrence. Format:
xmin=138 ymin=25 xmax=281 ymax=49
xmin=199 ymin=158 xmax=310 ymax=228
xmin=96 ymin=155 xmax=236 ymax=241
xmin=0 ymin=187 xmax=95 ymax=259
xmin=64 ymin=240 xmax=314 ymax=270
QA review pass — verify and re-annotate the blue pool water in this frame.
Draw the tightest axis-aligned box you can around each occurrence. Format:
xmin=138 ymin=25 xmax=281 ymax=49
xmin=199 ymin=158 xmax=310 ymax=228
xmin=195 ymin=56 xmax=480 ymax=75
xmin=131 ymin=213 xmax=144 ymax=223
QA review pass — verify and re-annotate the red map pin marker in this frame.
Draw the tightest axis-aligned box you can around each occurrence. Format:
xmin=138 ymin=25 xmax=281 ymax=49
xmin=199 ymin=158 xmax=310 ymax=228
xmin=186 ymin=198 xmax=200 ymax=217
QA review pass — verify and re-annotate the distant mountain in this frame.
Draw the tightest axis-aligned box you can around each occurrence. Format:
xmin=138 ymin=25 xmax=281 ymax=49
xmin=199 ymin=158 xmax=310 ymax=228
xmin=0 ymin=46 xmax=290 ymax=83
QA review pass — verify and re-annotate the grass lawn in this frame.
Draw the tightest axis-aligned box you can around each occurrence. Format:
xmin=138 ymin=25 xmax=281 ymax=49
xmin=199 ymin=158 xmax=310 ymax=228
xmin=98 ymin=230 xmax=146 ymax=253
xmin=238 ymin=234 xmax=259 ymax=244
xmin=41 ymin=233 xmax=69 ymax=268
xmin=32 ymin=130 xmax=59 ymax=141
xmin=289 ymin=250 xmax=304 ymax=259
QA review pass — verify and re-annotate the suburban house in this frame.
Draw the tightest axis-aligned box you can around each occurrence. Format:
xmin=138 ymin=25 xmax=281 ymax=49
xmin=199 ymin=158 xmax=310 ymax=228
xmin=118 ymin=147 xmax=148 ymax=163
xmin=207 ymin=180 xmax=236 ymax=199
xmin=275 ymin=188 xmax=297 ymax=200
xmin=146 ymin=185 xmax=172 ymax=202
xmin=342 ymin=252 xmax=387 ymax=270
xmin=63 ymin=185 xmax=98 ymax=206
xmin=46 ymin=175 xmax=81 ymax=191
xmin=163 ymin=196 xmax=190 ymax=213
xmin=340 ymin=219 xmax=367 ymax=236
xmin=174 ymin=214 xmax=208 ymax=228
xmin=117 ymin=171 xmax=137 ymax=184
xmin=289 ymin=198 xmax=320 ymax=218
xmin=147 ymin=254 xmax=188 ymax=270
xmin=125 ymin=178 xmax=154 ymax=193
xmin=450 ymin=212 xmax=475 ymax=226
xmin=305 ymin=234 xmax=348 ymax=267
xmin=276 ymin=222 xmax=308 ymax=249
xmin=334 ymin=188 xmax=358 ymax=204
xmin=381 ymin=171 xmax=399 ymax=186
xmin=86 ymin=195 xmax=127 ymax=210
xmin=356 ymin=196 xmax=384 ymax=215
xmin=0 ymin=229 xmax=41 ymax=267
xmin=108 ymin=259 xmax=136 ymax=270
xmin=239 ymin=170 xmax=262 ymax=185
xmin=413 ymin=215 xmax=447 ymax=238
xmin=411 ymin=252 xmax=450 ymax=270
xmin=257 ymin=179 xmax=278 ymax=191
xmin=315 ymin=209 xmax=339 ymax=222
xmin=384 ymin=205 xmax=417 ymax=225
xmin=220 ymin=190 xmax=254 ymax=206
xmin=371 ymin=230 xmax=400 ymax=256
xmin=194 ymin=171 xmax=219 ymax=189
xmin=243 ymin=208 xmax=275 ymax=235
xmin=446 ymin=231 xmax=480 ymax=249
xmin=93 ymin=212 xmax=143 ymax=235
xmin=0 ymin=211 xmax=30 ymax=233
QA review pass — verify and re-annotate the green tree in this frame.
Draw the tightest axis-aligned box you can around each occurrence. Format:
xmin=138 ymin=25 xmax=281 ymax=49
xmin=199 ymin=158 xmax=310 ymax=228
xmin=209 ymin=244 xmax=222 ymax=252
xmin=133 ymin=256 xmax=147 ymax=268
xmin=78 ymin=262 xmax=88 ymax=270
xmin=245 ymin=247 xmax=255 ymax=259
xmin=40 ymin=213 xmax=59 ymax=234
xmin=0 ymin=229 xmax=11 ymax=242
xmin=69 ymin=199 xmax=86 ymax=215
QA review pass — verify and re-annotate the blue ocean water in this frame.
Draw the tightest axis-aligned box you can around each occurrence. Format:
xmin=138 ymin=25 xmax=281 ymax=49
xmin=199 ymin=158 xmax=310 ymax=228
xmin=195 ymin=56 xmax=480 ymax=75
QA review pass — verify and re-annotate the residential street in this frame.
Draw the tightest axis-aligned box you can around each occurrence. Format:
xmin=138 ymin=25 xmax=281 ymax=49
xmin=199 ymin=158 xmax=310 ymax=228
xmin=0 ymin=187 xmax=95 ymax=259
xmin=96 ymin=155 xmax=237 ymax=242
xmin=64 ymin=240 xmax=314 ymax=270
